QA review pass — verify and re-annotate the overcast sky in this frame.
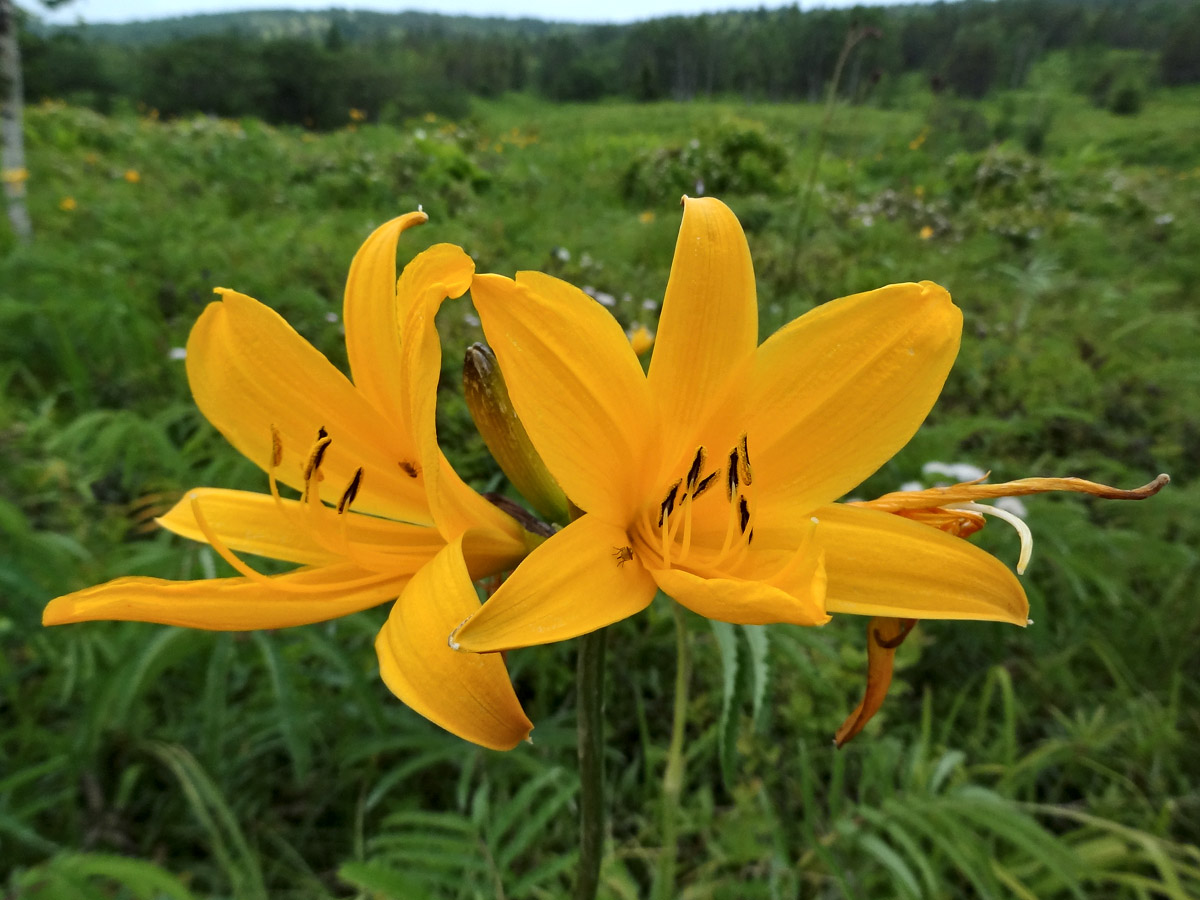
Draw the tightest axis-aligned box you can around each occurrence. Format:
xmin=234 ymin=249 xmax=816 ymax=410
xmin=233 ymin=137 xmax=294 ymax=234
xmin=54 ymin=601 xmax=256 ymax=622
xmin=31 ymin=0 xmax=920 ymax=27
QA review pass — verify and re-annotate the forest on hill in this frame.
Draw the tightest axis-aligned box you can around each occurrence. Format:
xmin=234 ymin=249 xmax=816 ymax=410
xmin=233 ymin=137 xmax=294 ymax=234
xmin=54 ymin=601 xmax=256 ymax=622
xmin=18 ymin=0 xmax=1200 ymax=128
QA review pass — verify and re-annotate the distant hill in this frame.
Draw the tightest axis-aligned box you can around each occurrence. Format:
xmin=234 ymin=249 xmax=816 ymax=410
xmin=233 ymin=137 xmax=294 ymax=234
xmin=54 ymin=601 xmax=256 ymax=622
xmin=36 ymin=7 xmax=580 ymax=43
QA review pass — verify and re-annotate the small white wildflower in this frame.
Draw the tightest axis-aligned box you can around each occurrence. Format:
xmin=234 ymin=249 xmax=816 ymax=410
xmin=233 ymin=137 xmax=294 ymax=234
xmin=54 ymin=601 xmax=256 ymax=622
xmin=554 ymin=246 xmax=571 ymax=262
xmin=899 ymin=480 xmax=926 ymax=493
xmin=995 ymin=496 xmax=1029 ymax=518
xmin=695 ymin=178 xmax=706 ymax=196
xmin=595 ymin=291 xmax=616 ymax=308
xmin=463 ymin=312 xmax=481 ymax=327
xmin=922 ymin=461 xmax=987 ymax=483
xmin=325 ymin=311 xmax=340 ymax=323
xmin=168 ymin=347 xmax=187 ymax=361
xmin=642 ymin=298 xmax=658 ymax=311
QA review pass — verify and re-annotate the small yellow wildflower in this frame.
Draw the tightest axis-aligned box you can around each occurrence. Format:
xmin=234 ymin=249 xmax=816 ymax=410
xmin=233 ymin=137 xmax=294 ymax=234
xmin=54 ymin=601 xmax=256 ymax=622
xmin=627 ymin=324 xmax=655 ymax=356
xmin=59 ymin=196 xmax=77 ymax=211
xmin=914 ymin=185 xmax=925 ymax=198
xmin=909 ymin=128 xmax=929 ymax=151
xmin=349 ymin=108 xmax=367 ymax=122
xmin=638 ymin=210 xmax=656 ymax=224
xmin=919 ymin=225 xmax=934 ymax=240
xmin=124 ymin=169 xmax=141 ymax=184
xmin=1 ymin=167 xmax=29 ymax=185
xmin=424 ymin=112 xmax=438 ymax=123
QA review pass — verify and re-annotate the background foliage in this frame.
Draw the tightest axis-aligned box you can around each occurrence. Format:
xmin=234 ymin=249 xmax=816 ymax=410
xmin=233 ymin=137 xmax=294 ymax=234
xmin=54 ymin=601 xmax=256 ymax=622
xmin=2 ymin=1 xmax=1199 ymax=897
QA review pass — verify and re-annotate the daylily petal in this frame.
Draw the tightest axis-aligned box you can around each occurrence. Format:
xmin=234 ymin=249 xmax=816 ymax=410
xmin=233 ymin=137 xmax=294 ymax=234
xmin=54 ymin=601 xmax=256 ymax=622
xmin=375 ymin=536 xmax=533 ymax=750
xmin=650 ymin=565 xmax=828 ymax=626
xmin=43 ymin=563 xmax=408 ymax=630
xmin=451 ymin=515 xmax=658 ymax=652
xmin=647 ymin=197 xmax=758 ymax=465
xmin=343 ymin=211 xmax=429 ymax=431
xmin=157 ymin=488 xmax=339 ymax=565
xmin=834 ymin=617 xmax=916 ymax=748
xmin=187 ymin=289 xmax=430 ymax=523
xmin=157 ymin=488 xmax=450 ymax=572
xmin=861 ymin=473 xmax=1172 ymax=513
xmin=749 ymin=281 xmax=961 ymax=528
xmin=813 ymin=504 xmax=1028 ymax=625
xmin=398 ymin=276 xmax=533 ymax=553
xmin=649 ymin=515 xmax=829 ymax=624
xmin=471 ymin=272 xmax=655 ymax=523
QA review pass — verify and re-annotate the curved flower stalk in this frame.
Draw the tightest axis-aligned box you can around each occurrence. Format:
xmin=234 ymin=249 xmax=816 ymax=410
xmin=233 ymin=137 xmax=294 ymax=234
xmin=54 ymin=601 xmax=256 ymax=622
xmin=450 ymin=197 xmax=1035 ymax=656
xmin=43 ymin=212 xmax=536 ymax=751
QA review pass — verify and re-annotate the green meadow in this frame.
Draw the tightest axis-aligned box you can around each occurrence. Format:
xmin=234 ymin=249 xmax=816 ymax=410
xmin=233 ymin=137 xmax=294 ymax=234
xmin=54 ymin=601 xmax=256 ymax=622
xmin=2 ymin=75 xmax=1199 ymax=898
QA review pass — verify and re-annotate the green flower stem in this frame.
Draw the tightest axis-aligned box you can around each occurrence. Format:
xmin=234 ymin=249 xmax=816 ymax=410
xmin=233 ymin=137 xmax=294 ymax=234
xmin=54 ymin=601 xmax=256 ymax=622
xmin=654 ymin=603 xmax=691 ymax=900
xmin=787 ymin=25 xmax=877 ymax=322
xmin=574 ymin=628 xmax=607 ymax=900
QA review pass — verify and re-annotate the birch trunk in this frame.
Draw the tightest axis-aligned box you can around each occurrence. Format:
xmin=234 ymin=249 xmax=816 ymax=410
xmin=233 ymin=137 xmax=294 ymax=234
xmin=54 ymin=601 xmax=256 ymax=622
xmin=1 ymin=0 xmax=32 ymax=243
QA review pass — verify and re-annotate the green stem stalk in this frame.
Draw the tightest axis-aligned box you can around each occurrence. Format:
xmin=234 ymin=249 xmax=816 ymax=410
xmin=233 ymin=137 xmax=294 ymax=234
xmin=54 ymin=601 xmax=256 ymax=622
xmin=653 ymin=604 xmax=691 ymax=900
xmin=787 ymin=25 xmax=876 ymax=321
xmin=574 ymin=629 xmax=607 ymax=900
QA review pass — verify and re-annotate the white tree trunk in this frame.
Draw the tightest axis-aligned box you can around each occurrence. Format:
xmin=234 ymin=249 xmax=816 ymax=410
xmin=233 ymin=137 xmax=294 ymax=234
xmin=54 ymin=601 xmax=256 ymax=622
xmin=1 ymin=0 xmax=32 ymax=243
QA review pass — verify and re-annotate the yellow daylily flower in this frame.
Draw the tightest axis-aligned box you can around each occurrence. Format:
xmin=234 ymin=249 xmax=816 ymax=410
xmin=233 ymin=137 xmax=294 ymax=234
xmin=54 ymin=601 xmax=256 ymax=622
xmin=43 ymin=212 xmax=535 ymax=750
xmin=451 ymin=197 xmax=1028 ymax=654
xmin=834 ymin=472 xmax=1168 ymax=745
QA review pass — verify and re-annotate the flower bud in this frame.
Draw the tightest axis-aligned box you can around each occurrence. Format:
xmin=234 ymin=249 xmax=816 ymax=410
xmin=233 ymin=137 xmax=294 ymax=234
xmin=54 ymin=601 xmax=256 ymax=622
xmin=464 ymin=343 xmax=569 ymax=523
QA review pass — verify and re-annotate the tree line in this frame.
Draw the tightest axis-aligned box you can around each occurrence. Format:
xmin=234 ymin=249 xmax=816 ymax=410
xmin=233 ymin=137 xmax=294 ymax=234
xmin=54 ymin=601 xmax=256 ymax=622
xmin=19 ymin=0 xmax=1200 ymax=128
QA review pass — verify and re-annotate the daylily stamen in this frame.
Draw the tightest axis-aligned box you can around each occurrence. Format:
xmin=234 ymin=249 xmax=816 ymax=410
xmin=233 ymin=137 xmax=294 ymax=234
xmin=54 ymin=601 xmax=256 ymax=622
xmin=189 ymin=493 xmax=280 ymax=587
xmin=337 ymin=467 xmax=365 ymax=514
xmin=686 ymin=446 xmax=706 ymax=492
xmin=725 ymin=447 xmax=739 ymax=501
xmin=737 ymin=433 xmax=752 ymax=486
xmin=945 ymin=500 xmax=1034 ymax=574
xmin=678 ymin=490 xmax=696 ymax=563
xmin=302 ymin=428 xmax=333 ymax=501
xmin=693 ymin=471 xmax=718 ymax=499
xmin=188 ymin=493 xmax=389 ymax=594
xmin=658 ymin=479 xmax=682 ymax=529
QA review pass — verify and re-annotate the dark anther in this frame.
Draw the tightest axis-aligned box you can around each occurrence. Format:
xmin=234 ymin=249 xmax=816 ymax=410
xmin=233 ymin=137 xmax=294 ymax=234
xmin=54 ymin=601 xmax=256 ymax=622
xmin=738 ymin=496 xmax=750 ymax=534
xmin=658 ymin=479 xmax=682 ymax=528
xmin=337 ymin=467 xmax=364 ymax=514
xmin=686 ymin=446 xmax=706 ymax=491
xmin=738 ymin=434 xmax=753 ymax=485
xmin=726 ymin=448 xmax=740 ymax=500
xmin=310 ymin=426 xmax=332 ymax=470
xmin=399 ymin=460 xmax=419 ymax=478
xmin=613 ymin=545 xmax=634 ymax=567
xmin=693 ymin=471 xmax=718 ymax=499
xmin=873 ymin=619 xmax=917 ymax=650
xmin=303 ymin=430 xmax=333 ymax=482
xmin=270 ymin=426 xmax=283 ymax=468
